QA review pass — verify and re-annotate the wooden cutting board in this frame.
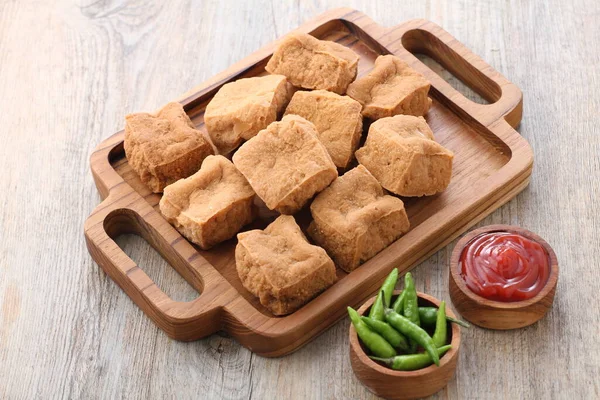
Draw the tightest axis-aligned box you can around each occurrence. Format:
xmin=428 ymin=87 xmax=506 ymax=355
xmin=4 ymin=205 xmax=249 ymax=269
xmin=84 ymin=8 xmax=532 ymax=357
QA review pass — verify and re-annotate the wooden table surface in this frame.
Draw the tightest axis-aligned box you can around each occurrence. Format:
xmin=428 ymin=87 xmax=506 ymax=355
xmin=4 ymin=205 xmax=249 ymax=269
xmin=1 ymin=1 xmax=598 ymax=398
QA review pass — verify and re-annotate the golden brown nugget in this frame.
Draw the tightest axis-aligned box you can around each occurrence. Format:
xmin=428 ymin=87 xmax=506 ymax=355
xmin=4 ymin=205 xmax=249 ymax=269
xmin=204 ymin=75 xmax=294 ymax=154
xmin=265 ymin=33 xmax=359 ymax=94
xmin=159 ymin=155 xmax=256 ymax=250
xmin=347 ymin=55 xmax=431 ymax=119
xmin=308 ymin=165 xmax=410 ymax=272
xmin=232 ymin=115 xmax=337 ymax=214
xmin=355 ymin=115 xmax=454 ymax=197
xmin=124 ymin=102 xmax=215 ymax=193
xmin=284 ymin=90 xmax=363 ymax=168
xmin=236 ymin=215 xmax=336 ymax=315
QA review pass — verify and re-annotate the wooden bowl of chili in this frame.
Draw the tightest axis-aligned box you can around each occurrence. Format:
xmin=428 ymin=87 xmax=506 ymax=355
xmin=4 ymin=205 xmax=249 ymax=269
xmin=349 ymin=291 xmax=461 ymax=400
xmin=449 ymin=225 xmax=559 ymax=329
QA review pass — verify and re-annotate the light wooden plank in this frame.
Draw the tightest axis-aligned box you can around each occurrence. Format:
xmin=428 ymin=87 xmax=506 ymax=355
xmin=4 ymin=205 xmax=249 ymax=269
xmin=0 ymin=0 xmax=598 ymax=399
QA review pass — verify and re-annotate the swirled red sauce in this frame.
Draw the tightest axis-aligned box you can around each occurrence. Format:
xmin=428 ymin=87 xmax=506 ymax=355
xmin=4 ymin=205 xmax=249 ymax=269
xmin=459 ymin=232 xmax=550 ymax=302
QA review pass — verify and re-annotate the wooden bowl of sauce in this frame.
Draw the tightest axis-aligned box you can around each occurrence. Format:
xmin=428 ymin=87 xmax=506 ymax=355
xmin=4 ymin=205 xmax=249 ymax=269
xmin=449 ymin=225 xmax=558 ymax=329
xmin=349 ymin=291 xmax=461 ymax=400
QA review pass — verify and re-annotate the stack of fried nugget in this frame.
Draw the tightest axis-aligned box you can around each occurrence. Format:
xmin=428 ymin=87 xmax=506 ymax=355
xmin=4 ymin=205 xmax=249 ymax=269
xmin=122 ymin=32 xmax=454 ymax=316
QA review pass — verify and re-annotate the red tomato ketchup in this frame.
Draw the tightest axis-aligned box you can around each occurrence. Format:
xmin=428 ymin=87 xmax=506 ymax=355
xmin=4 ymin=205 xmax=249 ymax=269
xmin=459 ymin=232 xmax=550 ymax=302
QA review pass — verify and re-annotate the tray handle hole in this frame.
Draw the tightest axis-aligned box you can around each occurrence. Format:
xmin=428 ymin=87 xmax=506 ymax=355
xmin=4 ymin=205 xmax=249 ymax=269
xmin=104 ymin=208 xmax=199 ymax=302
xmin=402 ymin=29 xmax=501 ymax=105
xmin=114 ymin=234 xmax=199 ymax=302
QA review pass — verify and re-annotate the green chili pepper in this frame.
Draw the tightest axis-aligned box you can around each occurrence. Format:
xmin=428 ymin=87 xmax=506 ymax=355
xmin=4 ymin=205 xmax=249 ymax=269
xmin=432 ymin=301 xmax=447 ymax=348
xmin=369 ymin=269 xmax=398 ymax=321
xmin=370 ymin=345 xmax=452 ymax=371
xmin=403 ymin=273 xmax=420 ymax=353
xmin=348 ymin=307 xmax=396 ymax=358
xmin=361 ymin=316 xmax=410 ymax=352
xmin=384 ymin=308 xmax=440 ymax=366
xmin=403 ymin=272 xmax=420 ymax=326
xmin=380 ymin=268 xmax=398 ymax=308
xmin=418 ymin=307 xmax=470 ymax=328
xmin=368 ymin=292 xmax=385 ymax=321
xmin=391 ymin=290 xmax=405 ymax=314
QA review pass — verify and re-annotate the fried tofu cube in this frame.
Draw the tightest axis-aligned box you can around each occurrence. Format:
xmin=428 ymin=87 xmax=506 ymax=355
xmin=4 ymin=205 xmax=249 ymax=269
xmin=159 ymin=155 xmax=256 ymax=250
xmin=124 ymin=102 xmax=216 ymax=193
xmin=308 ymin=165 xmax=410 ymax=272
xmin=284 ymin=90 xmax=363 ymax=168
xmin=355 ymin=115 xmax=454 ymax=197
xmin=204 ymin=75 xmax=294 ymax=154
xmin=232 ymin=115 xmax=337 ymax=214
xmin=265 ymin=33 xmax=359 ymax=94
xmin=236 ymin=215 xmax=336 ymax=315
xmin=347 ymin=55 xmax=431 ymax=119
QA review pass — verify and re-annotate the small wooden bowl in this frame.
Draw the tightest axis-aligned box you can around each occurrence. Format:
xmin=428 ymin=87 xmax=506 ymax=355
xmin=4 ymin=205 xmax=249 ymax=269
xmin=349 ymin=291 xmax=460 ymax=400
xmin=449 ymin=225 xmax=559 ymax=330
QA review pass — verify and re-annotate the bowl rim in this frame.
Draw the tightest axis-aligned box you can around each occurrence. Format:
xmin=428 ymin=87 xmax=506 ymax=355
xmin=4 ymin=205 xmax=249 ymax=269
xmin=449 ymin=224 xmax=559 ymax=310
xmin=349 ymin=290 xmax=461 ymax=377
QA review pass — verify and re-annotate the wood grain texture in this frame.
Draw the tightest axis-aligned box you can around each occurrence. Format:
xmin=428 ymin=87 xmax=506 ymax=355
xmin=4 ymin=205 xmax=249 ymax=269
xmin=0 ymin=0 xmax=599 ymax=399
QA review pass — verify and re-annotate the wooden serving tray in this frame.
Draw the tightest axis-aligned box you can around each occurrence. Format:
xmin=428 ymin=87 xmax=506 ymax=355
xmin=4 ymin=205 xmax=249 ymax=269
xmin=85 ymin=8 xmax=532 ymax=357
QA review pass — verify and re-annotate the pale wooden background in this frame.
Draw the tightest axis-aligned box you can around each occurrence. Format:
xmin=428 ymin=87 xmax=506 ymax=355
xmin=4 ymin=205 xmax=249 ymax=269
xmin=1 ymin=0 xmax=599 ymax=398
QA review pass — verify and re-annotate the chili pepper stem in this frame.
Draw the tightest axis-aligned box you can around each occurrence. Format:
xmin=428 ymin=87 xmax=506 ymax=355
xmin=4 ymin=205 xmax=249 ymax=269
xmin=418 ymin=306 xmax=471 ymax=328
xmin=448 ymin=316 xmax=470 ymax=328
xmin=368 ymin=356 xmax=393 ymax=365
